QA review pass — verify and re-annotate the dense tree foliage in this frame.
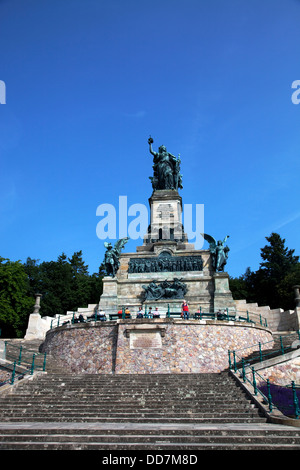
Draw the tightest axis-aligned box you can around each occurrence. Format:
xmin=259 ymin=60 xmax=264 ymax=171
xmin=0 ymin=258 xmax=34 ymax=337
xmin=229 ymin=233 xmax=300 ymax=311
xmin=23 ymin=251 xmax=104 ymax=318
xmin=0 ymin=251 xmax=104 ymax=338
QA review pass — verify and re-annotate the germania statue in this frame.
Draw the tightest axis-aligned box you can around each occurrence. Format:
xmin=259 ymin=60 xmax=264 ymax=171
xmin=148 ymin=136 xmax=183 ymax=191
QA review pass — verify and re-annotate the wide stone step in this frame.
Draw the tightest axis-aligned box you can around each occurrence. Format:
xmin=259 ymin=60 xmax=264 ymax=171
xmin=18 ymin=376 xmax=237 ymax=388
xmin=12 ymin=390 xmax=238 ymax=396
xmin=9 ymin=385 xmax=244 ymax=393
xmin=0 ymin=408 xmax=257 ymax=418
xmin=1 ymin=432 xmax=300 ymax=445
xmin=4 ymin=426 xmax=292 ymax=437
xmin=0 ymin=394 xmax=247 ymax=402
xmin=0 ymin=402 xmax=253 ymax=409
xmin=4 ymin=390 xmax=246 ymax=398
xmin=19 ymin=380 xmax=234 ymax=384
xmin=32 ymin=381 xmax=235 ymax=387
xmin=0 ymin=439 xmax=298 ymax=450
xmin=19 ymin=380 xmax=235 ymax=387
xmin=0 ymin=394 xmax=245 ymax=402
xmin=0 ymin=406 xmax=261 ymax=416
xmin=0 ymin=416 xmax=265 ymax=424
xmin=0 ymin=400 xmax=255 ymax=409
xmin=24 ymin=372 xmax=230 ymax=384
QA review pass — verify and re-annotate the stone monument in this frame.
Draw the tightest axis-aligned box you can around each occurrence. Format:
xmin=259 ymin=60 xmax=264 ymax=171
xmin=99 ymin=137 xmax=235 ymax=316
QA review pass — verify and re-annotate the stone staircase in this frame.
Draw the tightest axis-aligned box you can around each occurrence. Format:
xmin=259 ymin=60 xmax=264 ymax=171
xmin=0 ymin=373 xmax=264 ymax=424
xmin=0 ymin=336 xmax=300 ymax=449
xmin=0 ymin=370 xmax=300 ymax=449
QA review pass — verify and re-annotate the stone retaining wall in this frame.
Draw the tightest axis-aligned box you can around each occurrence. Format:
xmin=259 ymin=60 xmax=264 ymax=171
xmin=252 ymin=354 xmax=300 ymax=386
xmin=42 ymin=323 xmax=117 ymax=374
xmin=42 ymin=319 xmax=273 ymax=375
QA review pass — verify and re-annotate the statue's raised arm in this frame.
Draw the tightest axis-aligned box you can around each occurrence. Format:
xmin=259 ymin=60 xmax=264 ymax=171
xmin=148 ymin=136 xmax=157 ymax=157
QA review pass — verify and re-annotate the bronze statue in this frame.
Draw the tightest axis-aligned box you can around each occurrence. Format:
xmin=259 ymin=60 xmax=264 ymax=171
xmin=128 ymin=252 xmax=203 ymax=273
xmin=142 ymin=278 xmax=188 ymax=300
xmin=148 ymin=136 xmax=183 ymax=191
xmin=103 ymin=237 xmax=129 ymax=277
xmin=202 ymin=234 xmax=230 ymax=272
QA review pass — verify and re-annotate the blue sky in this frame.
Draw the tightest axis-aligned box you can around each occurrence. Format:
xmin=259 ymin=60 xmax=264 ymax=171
xmin=1 ymin=0 xmax=300 ymax=278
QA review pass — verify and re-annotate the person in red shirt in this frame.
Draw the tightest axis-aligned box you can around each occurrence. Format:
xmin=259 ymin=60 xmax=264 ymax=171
xmin=181 ymin=300 xmax=189 ymax=319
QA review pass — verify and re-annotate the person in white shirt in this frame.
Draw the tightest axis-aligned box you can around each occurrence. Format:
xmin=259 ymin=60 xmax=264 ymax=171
xmin=153 ymin=307 xmax=160 ymax=318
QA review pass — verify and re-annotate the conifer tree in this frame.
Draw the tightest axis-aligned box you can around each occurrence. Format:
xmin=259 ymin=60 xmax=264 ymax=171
xmin=230 ymin=233 xmax=300 ymax=310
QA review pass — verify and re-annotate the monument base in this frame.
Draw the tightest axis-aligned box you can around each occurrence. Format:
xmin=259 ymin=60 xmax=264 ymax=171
xmin=42 ymin=319 xmax=273 ymax=374
xmin=213 ymin=273 xmax=236 ymax=312
xmin=99 ymin=256 xmax=235 ymax=316
xmin=99 ymin=189 xmax=235 ymax=316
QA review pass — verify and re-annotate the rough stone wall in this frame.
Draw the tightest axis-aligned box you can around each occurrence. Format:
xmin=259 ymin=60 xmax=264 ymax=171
xmin=115 ymin=321 xmax=273 ymax=374
xmin=42 ymin=323 xmax=118 ymax=374
xmin=0 ymin=367 xmax=12 ymax=384
xmin=42 ymin=320 xmax=273 ymax=375
xmin=254 ymin=356 xmax=300 ymax=386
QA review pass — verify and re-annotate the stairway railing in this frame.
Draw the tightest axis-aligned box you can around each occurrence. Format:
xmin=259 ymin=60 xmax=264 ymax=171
xmin=1 ymin=341 xmax=47 ymax=386
xmin=229 ymin=332 xmax=300 ymax=419
xmin=49 ymin=307 xmax=269 ymax=329
xmin=193 ymin=308 xmax=268 ymax=327
xmin=228 ymin=331 xmax=300 ymax=371
xmin=233 ymin=360 xmax=300 ymax=419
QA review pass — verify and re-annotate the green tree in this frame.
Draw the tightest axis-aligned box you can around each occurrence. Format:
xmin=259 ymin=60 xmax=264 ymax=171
xmin=257 ymin=233 xmax=299 ymax=309
xmin=230 ymin=233 xmax=300 ymax=310
xmin=39 ymin=254 xmax=75 ymax=317
xmin=88 ymin=263 xmax=105 ymax=304
xmin=0 ymin=258 xmax=34 ymax=337
xmin=260 ymin=233 xmax=299 ymax=277
xmin=24 ymin=252 xmax=104 ymax=318
xmin=23 ymin=257 xmax=42 ymax=297
xmin=68 ymin=251 xmax=92 ymax=309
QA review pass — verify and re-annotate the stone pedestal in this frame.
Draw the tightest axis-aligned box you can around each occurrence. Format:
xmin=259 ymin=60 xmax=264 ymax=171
xmin=25 ymin=314 xmax=52 ymax=340
xmin=33 ymin=293 xmax=42 ymax=313
xmin=99 ymin=189 xmax=235 ymax=316
xmin=99 ymin=243 xmax=217 ymax=315
xmin=213 ymin=273 xmax=236 ymax=312
xmin=25 ymin=293 xmax=52 ymax=340
xmin=147 ymin=189 xmax=186 ymax=242
xmin=99 ymin=277 xmax=118 ymax=315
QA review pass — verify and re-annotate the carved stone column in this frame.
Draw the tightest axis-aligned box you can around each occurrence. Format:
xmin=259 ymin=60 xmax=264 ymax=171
xmin=33 ymin=293 xmax=42 ymax=313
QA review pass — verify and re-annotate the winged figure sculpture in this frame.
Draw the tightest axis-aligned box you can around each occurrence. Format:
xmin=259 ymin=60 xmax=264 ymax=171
xmin=103 ymin=237 xmax=129 ymax=277
xmin=201 ymin=233 xmax=230 ymax=272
